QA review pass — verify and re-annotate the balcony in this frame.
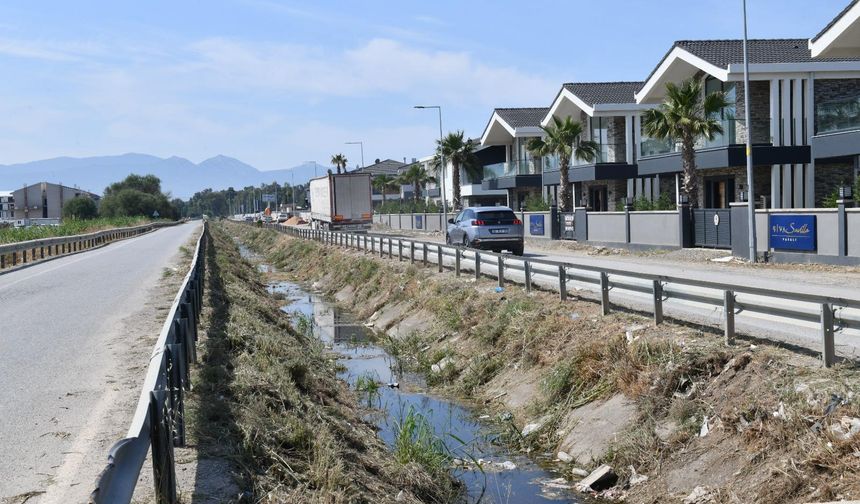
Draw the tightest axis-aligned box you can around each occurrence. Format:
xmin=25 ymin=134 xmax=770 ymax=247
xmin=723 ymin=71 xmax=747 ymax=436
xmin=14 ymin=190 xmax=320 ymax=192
xmin=572 ymin=142 xmax=627 ymax=166
xmin=481 ymin=159 xmax=543 ymax=190
xmin=816 ymin=97 xmax=860 ymax=135
xmin=482 ymin=159 xmax=542 ymax=180
xmin=639 ymin=118 xmax=772 ymax=158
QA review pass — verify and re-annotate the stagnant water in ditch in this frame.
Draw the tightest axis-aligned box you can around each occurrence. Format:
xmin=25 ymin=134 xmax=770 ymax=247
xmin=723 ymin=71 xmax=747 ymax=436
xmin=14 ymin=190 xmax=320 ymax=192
xmin=238 ymin=244 xmax=583 ymax=503
xmin=276 ymin=280 xmax=588 ymax=503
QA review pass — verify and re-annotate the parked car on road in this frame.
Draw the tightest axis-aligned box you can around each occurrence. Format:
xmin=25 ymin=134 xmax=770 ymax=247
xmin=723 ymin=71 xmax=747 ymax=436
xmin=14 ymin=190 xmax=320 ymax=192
xmin=446 ymin=206 xmax=524 ymax=255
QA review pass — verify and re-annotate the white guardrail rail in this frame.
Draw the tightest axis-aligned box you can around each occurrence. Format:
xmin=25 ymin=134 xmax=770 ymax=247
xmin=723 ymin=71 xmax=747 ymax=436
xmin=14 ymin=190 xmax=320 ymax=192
xmin=264 ymin=222 xmax=860 ymax=368
xmin=0 ymin=221 xmax=182 ymax=270
xmin=89 ymin=222 xmax=208 ymax=504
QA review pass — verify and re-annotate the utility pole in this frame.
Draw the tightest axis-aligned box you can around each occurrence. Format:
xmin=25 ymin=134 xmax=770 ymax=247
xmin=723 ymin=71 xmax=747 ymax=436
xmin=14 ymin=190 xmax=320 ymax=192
xmin=742 ymin=0 xmax=757 ymax=262
xmin=345 ymin=141 xmax=365 ymax=169
xmin=414 ymin=105 xmax=447 ymax=224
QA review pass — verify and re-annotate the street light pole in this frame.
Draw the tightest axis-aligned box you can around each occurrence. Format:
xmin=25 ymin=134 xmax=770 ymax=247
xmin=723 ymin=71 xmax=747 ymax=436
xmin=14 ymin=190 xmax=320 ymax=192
xmin=742 ymin=0 xmax=757 ymax=262
xmin=345 ymin=141 xmax=365 ymax=169
xmin=414 ymin=105 xmax=447 ymax=224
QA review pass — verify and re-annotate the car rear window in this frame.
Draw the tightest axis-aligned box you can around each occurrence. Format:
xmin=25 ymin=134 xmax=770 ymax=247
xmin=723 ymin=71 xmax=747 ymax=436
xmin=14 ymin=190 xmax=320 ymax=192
xmin=477 ymin=210 xmax=517 ymax=222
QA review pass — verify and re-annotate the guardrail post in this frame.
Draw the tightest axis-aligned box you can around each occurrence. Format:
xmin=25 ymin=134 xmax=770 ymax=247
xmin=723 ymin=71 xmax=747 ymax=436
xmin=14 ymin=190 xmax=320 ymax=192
xmin=558 ymin=265 xmax=567 ymax=300
xmin=410 ymin=242 xmax=415 ymax=264
xmin=524 ymin=261 xmax=532 ymax=293
xmin=497 ymin=256 xmax=504 ymax=288
xmin=148 ymin=389 xmax=177 ymax=504
xmin=422 ymin=243 xmax=428 ymax=266
xmin=653 ymin=280 xmax=664 ymax=325
xmin=40 ymin=246 xmax=44 ymax=259
xmin=387 ymin=238 xmax=392 ymax=257
xmin=22 ymin=249 xmax=27 ymax=263
xmin=821 ymin=303 xmax=836 ymax=367
xmin=166 ymin=344 xmax=186 ymax=447
xmin=437 ymin=246 xmax=443 ymax=272
xmin=398 ymin=240 xmax=403 ymax=261
xmin=0 ymin=254 xmax=4 ymax=269
xmin=724 ymin=290 xmax=735 ymax=345
xmin=455 ymin=247 xmax=461 ymax=276
xmin=600 ymin=272 xmax=610 ymax=315
xmin=474 ymin=252 xmax=481 ymax=279
xmin=12 ymin=251 xmax=16 ymax=266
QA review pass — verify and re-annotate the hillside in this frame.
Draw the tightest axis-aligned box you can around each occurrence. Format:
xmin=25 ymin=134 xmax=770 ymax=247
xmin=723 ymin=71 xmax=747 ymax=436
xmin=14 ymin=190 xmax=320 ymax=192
xmin=0 ymin=154 xmax=329 ymax=199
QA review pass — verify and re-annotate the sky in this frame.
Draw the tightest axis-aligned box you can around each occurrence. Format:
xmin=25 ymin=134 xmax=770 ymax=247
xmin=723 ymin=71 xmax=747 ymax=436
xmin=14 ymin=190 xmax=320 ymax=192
xmin=0 ymin=0 xmax=850 ymax=171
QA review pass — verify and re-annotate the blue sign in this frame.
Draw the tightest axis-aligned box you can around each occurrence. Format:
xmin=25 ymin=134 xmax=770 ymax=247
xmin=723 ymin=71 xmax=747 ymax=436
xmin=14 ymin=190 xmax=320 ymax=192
xmin=529 ymin=214 xmax=545 ymax=236
xmin=769 ymin=215 xmax=816 ymax=251
xmin=415 ymin=215 xmax=423 ymax=229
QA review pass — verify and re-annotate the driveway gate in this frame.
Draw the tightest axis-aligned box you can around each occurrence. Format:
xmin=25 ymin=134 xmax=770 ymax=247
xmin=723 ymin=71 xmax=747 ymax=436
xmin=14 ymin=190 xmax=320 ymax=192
xmin=693 ymin=208 xmax=732 ymax=248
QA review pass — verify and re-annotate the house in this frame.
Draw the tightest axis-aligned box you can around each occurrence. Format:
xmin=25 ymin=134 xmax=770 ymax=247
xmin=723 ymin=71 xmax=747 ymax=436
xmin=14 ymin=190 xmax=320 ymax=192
xmin=12 ymin=182 xmax=100 ymax=220
xmin=0 ymin=191 xmax=13 ymax=219
xmin=635 ymin=38 xmax=860 ymax=209
xmin=352 ymin=159 xmax=406 ymax=203
xmin=540 ymin=82 xmax=653 ymax=211
xmin=808 ymin=0 xmax=860 ymax=194
xmin=421 ymin=141 xmax=508 ymax=208
xmin=479 ymin=107 xmax=549 ymax=210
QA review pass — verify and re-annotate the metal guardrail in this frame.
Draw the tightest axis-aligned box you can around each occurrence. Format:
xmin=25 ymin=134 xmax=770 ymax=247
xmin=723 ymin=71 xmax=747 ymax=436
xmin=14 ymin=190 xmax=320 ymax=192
xmin=89 ymin=222 xmax=208 ymax=504
xmin=263 ymin=222 xmax=860 ymax=368
xmin=0 ymin=221 xmax=181 ymax=270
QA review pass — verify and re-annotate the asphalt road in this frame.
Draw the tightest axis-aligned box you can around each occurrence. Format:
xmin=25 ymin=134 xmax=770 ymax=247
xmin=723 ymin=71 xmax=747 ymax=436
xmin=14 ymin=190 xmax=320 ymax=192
xmin=0 ymin=222 xmax=201 ymax=503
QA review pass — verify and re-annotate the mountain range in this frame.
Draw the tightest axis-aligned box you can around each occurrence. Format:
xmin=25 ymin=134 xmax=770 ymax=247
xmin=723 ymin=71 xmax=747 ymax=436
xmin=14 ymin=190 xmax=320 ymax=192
xmin=0 ymin=153 xmax=331 ymax=199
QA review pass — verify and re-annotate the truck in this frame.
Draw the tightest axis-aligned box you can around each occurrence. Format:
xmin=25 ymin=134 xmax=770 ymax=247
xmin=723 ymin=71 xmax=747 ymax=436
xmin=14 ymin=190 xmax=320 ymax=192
xmin=308 ymin=172 xmax=373 ymax=231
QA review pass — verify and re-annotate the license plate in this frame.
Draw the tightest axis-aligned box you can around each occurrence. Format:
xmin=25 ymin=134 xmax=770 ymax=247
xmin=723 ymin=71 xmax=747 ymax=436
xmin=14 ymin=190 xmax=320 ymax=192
xmin=490 ymin=228 xmax=508 ymax=234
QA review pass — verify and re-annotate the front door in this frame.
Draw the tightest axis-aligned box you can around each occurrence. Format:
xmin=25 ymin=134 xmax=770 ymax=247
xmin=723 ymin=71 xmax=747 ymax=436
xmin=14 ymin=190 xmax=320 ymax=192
xmin=589 ymin=186 xmax=608 ymax=212
xmin=704 ymin=177 xmax=735 ymax=209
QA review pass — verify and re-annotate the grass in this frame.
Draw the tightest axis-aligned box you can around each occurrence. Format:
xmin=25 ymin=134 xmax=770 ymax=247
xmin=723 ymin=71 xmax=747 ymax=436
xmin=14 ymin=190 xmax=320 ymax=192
xmin=0 ymin=216 xmax=153 ymax=244
xmin=228 ymin=221 xmax=860 ymax=502
xmin=189 ymin=222 xmax=461 ymax=503
xmin=393 ymin=407 xmax=451 ymax=473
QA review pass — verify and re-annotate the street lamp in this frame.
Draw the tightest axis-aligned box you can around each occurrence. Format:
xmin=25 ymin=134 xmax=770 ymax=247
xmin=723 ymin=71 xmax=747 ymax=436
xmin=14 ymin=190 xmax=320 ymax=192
xmin=345 ymin=141 xmax=365 ymax=169
xmin=742 ymin=0 xmax=757 ymax=262
xmin=414 ymin=105 xmax=447 ymax=223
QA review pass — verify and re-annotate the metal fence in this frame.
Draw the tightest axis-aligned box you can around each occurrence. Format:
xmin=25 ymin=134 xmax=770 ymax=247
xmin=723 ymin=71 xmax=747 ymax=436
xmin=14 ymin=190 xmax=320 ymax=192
xmin=0 ymin=222 xmax=181 ymax=270
xmin=266 ymin=222 xmax=860 ymax=368
xmin=89 ymin=222 xmax=208 ymax=504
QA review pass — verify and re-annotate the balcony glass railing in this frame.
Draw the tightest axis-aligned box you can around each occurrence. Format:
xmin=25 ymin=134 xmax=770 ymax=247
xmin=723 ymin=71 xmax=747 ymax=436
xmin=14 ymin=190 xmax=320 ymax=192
xmin=816 ymin=97 xmax=860 ymax=135
xmin=482 ymin=159 xmax=543 ymax=180
xmin=572 ymin=142 xmax=627 ymax=166
xmin=640 ymin=118 xmax=771 ymax=157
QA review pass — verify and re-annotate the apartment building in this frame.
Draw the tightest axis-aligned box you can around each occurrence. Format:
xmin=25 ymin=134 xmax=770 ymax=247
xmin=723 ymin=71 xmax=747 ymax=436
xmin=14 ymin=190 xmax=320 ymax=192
xmin=0 ymin=191 xmax=13 ymax=219
xmin=12 ymin=182 xmax=99 ymax=220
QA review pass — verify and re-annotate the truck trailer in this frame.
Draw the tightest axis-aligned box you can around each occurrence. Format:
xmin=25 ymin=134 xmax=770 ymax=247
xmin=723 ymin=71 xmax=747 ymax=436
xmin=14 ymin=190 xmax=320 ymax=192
xmin=308 ymin=173 xmax=373 ymax=231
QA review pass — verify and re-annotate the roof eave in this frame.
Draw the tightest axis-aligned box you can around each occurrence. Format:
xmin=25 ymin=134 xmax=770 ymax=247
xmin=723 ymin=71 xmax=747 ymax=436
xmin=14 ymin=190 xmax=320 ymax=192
xmin=635 ymin=46 xmax=729 ymax=103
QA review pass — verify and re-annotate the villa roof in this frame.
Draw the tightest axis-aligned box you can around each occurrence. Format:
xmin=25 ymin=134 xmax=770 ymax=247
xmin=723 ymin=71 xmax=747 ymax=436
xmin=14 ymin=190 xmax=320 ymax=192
xmin=561 ymin=82 xmax=642 ymax=106
xmin=352 ymin=159 xmax=405 ymax=176
xmin=493 ymin=107 xmax=549 ymax=129
xmin=814 ymin=0 xmax=860 ymax=42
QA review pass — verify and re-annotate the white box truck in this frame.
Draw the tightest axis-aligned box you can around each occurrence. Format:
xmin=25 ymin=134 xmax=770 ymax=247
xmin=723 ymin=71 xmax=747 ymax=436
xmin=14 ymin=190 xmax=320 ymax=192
xmin=308 ymin=173 xmax=373 ymax=231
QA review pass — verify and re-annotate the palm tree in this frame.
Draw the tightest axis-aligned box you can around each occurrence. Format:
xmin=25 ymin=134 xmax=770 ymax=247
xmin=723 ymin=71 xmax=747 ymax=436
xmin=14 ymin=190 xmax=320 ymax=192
xmin=437 ymin=131 xmax=479 ymax=209
xmin=371 ymin=174 xmax=398 ymax=203
xmin=397 ymin=163 xmax=437 ymax=203
xmin=641 ymin=77 xmax=729 ymax=206
xmin=330 ymin=153 xmax=348 ymax=174
xmin=527 ymin=117 xmax=598 ymax=211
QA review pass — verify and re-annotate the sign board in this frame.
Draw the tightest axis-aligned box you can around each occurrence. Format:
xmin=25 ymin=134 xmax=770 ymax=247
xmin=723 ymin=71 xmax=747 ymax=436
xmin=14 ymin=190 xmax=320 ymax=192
xmin=262 ymin=193 xmax=276 ymax=202
xmin=529 ymin=214 xmax=545 ymax=236
xmin=415 ymin=215 xmax=423 ymax=230
xmin=769 ymin=214 xmax=816 ymax=251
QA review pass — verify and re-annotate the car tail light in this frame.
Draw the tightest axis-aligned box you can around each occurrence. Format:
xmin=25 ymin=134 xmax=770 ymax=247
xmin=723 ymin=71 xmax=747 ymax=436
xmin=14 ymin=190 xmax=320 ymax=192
xmin=472 ymin=219 xmax=485 ymax=226
xmin=333 ymin=215 xmax=344 ymax=221
xmin=361 ymin=213 xmax=371 ymax=218
xmin=513 ymin=218 xmax=522 ymax=225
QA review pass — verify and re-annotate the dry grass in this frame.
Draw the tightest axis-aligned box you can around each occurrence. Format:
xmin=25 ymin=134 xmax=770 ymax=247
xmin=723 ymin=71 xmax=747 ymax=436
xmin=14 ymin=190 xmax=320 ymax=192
xmin=190 ymin=223 xmax=460 ymax=503
xmin=230 ymin=222 xmax=860 ymax=504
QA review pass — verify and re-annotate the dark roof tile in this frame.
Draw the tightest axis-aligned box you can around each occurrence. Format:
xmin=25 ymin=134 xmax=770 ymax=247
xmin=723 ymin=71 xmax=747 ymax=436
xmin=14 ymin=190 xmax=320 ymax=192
xmin=493 ymin=107 xmax=549 ymax=129
xmin=561 ymin=82 xmax=642 ymax=106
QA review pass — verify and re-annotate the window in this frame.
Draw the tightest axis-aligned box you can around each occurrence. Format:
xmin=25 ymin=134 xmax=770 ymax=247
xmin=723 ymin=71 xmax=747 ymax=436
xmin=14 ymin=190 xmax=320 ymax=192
xmin=476 ymin=210 xmax=517 ymax=224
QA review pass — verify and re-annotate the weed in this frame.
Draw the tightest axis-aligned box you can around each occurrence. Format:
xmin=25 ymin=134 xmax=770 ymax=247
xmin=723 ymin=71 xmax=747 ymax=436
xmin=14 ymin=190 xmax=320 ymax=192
xmin=393 ymin=407 xmax=451 ymax=473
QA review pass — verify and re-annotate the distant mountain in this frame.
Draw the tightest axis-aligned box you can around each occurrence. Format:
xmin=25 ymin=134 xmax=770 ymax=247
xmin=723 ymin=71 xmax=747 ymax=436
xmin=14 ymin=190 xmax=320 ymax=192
xmin=0 ymin=153 xmax=332 ymax=199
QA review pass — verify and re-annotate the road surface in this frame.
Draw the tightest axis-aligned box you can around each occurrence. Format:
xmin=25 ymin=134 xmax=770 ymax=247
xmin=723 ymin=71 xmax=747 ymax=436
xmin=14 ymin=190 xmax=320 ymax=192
xmin=0 ymin=222 xmax=201 ymax=504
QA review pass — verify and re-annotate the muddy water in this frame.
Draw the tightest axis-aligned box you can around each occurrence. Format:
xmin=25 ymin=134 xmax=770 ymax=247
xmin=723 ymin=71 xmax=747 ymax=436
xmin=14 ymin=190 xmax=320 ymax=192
xmin=271 ymin=279 xmax=583 ymax=503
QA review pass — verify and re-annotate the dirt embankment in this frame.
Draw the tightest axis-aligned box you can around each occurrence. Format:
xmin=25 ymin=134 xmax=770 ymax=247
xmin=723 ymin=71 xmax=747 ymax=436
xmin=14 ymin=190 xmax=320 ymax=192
xmin=190 ymin=224 xmax=459 ymax=503
xmin=230 ymin=222 xmax=860 ymax=504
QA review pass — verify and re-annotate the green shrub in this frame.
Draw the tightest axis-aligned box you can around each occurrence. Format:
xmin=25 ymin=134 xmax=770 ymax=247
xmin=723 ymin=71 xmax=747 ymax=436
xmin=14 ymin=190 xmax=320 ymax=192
xmin=62 ymin=197 xmax=98 ymax=220
xmin=523 ymin=193 xmax=550 ymax=211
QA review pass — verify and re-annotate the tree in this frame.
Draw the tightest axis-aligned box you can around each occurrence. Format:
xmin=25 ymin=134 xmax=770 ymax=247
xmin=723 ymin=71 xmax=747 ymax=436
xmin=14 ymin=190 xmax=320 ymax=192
xmin=330 ymin=153 xmax=348 ymax=174
xmin=437 ymin=131 xmax=479 ymax=209
xmin=371 ymin=174 xmax=399 ymax=203
xmin=397 ymin=164 xmax=436 ymax=203
xmin=641 ymin=77 xmax=729 ymax=206
xmin=63 ymin=197 xmax=98 ymax=220
xmin=100 ymin=173 xmax=176 ymax=219
xmin=527 ymin=117 xmax=598 ymax=211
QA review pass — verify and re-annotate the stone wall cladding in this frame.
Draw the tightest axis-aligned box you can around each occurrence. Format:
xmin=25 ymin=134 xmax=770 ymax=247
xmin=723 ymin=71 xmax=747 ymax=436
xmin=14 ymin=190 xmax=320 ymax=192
xmin=606 ymin=116 xmax=627 ymax=162
xmin=815 ymin=162 xmax=855 ymax=205
xmin=735 ymin=80 xmax=772 ymax=145
xmin=814 ymin=79 xmax=860 ymax=135
xmin=692 ymin=165 xmax=772 ymax=208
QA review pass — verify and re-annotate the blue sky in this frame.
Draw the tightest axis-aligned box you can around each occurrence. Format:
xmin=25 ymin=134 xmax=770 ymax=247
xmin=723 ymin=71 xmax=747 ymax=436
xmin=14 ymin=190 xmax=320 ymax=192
xmin=0 ymin=0 xmax=849 ymax=171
